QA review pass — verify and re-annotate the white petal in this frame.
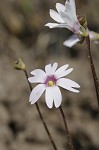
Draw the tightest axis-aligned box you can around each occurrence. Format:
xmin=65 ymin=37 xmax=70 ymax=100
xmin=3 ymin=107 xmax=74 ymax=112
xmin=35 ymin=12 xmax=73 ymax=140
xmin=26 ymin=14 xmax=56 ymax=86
xmin=59 ymin=11 xmax=80 ymax=33
xmin=64 ymin=1 xmax=80 ymax=31
xmin=45 ymin=87 xmax=54 ymax=108
xmin=65 ymin=0 xmax=76 ymax=18
xmin=30 ymin=69 xmax=46 ymax=82
xmin=58 ymin=68 xmax=73 ymax=78
xmin=45 ymin=23 xmax=60 ymax=28
xmin=70 ymin=0 xmax=76 ymax=14
xmin=45 ymin=63 xmax=52 ymax=74
xmin=57 ymin=78 xmax=80 ymax=93
xmin=56 ymin=68 xmax=73 ymax=78
xmin=50 ymin=9 xmax=65 ymax=23
xmin=29 ymin=84 xmax=46 ymax=104
xmin=56 ymin=3 xmax=65 ymax=13
xmin=51 ymin=62 xmax=58 ymax=73
xmin=45 ymin=22 xmax=68 ymax=29
xmin=55 ymin=64 xmax=69 ymax=78
xmin=28 ymin=76 xmax=44 ymax=83
xmin=59 ymin=11 xmax=75 ymax=31
xmin=45 ymin=86 xmax=62 ymax=108
xmin=63 ymin=34 xmax=80 ymax=48
xmin=68 ymin=87 xmax=80 ymax=93
xmin=59 ymin=11 xmax=71 ymax=24
xmin=45 ymin=63 xmax=58 ymax=75
xmin=31 ymin=69 xmax=46 ymax=76
xmin=53 ymin=86 xmax=62 ymax=108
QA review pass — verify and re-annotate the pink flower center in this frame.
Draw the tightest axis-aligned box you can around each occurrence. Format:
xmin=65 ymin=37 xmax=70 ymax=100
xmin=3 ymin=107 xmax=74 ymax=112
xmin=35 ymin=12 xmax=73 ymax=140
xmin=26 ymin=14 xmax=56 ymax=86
xmin=45 ymin=75 xmax=57 ymax=87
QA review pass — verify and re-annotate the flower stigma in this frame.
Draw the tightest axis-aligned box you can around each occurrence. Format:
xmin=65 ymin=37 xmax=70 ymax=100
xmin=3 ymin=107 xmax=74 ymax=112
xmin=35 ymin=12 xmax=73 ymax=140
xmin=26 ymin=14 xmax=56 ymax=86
xmin=48 ymin=80 xmax=55 ymax=86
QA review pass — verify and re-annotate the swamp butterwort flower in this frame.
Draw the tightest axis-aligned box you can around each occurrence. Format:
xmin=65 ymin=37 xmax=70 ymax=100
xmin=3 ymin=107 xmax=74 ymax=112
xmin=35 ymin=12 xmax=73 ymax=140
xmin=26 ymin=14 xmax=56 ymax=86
xmin=45 ymin=0 xmax=88 ymax=37
xmin=28 ymin=63 xmax=80 ymax=108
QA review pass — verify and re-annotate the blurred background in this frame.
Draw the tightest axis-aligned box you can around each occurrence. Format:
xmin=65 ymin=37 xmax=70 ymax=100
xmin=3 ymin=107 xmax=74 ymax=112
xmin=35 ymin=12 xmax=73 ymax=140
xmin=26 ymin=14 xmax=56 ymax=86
xmin=0 ymin=0 xmax=99 ymax=150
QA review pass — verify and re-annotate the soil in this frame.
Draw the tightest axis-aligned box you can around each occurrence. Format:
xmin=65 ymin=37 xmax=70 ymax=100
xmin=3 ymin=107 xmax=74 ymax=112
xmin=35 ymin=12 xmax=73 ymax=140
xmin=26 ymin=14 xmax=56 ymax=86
xmin=0 ymin=0 xmax=99 ymax=150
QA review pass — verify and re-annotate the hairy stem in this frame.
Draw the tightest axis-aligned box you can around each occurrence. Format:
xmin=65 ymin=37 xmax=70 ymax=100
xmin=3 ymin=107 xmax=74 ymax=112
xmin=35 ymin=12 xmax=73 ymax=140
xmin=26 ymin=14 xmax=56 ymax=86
xmin=86 ymin=36 xmax=99 ymax=107
xmin=59 ymin=106 xmax=74 ymax=150
xmin=24 ymin=69 xmax=58 ymax=150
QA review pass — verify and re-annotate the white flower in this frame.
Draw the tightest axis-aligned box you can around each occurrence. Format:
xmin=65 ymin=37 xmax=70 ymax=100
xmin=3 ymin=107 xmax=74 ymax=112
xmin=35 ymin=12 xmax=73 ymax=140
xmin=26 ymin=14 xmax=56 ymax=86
xmin=28 ymin=63 xmax=80 ymax=108
xmin=63 ymin=30 xmax=99 ymax=48
xmin=45 ymin=0 xmax=84 ymax=35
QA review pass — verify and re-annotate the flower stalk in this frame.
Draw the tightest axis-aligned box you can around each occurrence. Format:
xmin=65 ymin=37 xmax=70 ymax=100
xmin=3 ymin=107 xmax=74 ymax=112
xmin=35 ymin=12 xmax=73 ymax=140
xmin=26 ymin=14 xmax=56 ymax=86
xmin=24 ymin=69 xmax=58 ymax=150
xmin=59 ymin=106 xmax=74 ymax=150
xmin=86 ymin=35 xmax=99 ymax=107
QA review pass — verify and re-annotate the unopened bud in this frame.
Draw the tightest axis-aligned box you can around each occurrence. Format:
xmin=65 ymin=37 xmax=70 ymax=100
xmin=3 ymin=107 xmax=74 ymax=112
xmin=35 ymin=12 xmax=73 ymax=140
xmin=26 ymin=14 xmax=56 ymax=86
xmin=14 ymin=58 xmax=26 ymax=71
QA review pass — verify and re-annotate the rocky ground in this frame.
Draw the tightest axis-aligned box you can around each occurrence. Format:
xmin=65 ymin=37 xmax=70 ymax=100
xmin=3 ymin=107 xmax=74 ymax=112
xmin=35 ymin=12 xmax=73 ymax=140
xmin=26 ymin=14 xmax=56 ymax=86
xmin=0 ymin=0 xmax=99 ymax=150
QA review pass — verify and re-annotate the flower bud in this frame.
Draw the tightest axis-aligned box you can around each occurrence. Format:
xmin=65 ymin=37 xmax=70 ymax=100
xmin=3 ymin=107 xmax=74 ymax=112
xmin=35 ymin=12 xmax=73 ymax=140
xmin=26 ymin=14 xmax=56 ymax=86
xmin=14 ymin=58 xmax=26 ymax=71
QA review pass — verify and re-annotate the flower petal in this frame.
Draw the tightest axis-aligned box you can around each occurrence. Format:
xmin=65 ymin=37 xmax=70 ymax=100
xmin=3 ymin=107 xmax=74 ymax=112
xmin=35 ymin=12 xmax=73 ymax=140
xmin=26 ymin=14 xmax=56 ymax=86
xmin=31 ymin=69 xmax=46 ymax=76
xmin=63 ymin=34 xmax=80 ymax=48
xmin=65 ymin=0 xmax=76 ymax=13
xmin=45 ymin=87 xmax=54 ymax=108
xmin=30 ymin=69 xmax=46 ymax=82
xmin=45 ymin=63 xmax=52 ymax=74
xmin=45 ymin=22 xmax=68 ymax=29
xmin=45 ymin=86 xmax=62 ymax=108
xmin=57 ymin=78 xmax=80 ymax=93
xmin=45 ymin=23 xmax=60 ymax=28
xmin=45 ymin=63 xmax=58 ymax=75
xmin=55 ymin=64 xmax=69 ymax=78
xmin=59 ymin=68 xmax=73 ymax=78
xmin=50 ymin=9 xmax=65 ymax=23
xmin=56 ymin=3 xmax=65 ymax=13
xmin=59 ymin=11 xmax=79 ymax=32
xmin=59 ymin=11 xmax=71 ymax=23
xmin=64 ymin=0 xmax=80 ymax=32
xmin=51 ymin=62 xmax=58 ymax=74
xmin=28 ymin=76 xmax=44 ymax=83
xmin=29 ymin=84 xmax=46 ymax=104
xmin=53 ymin=86 xmax=62 ymax=108
xmin=65 ymin=0 xmax=77 ymax=20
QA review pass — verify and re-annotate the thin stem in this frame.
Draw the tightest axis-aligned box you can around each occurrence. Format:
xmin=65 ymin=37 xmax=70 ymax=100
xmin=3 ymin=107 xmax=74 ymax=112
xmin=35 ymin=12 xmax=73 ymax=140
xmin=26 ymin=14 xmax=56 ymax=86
xmin=24 ymin=69 xmax=58 ymax=150
xmin=86 ymin=36 xmax=99 ymax=107
xmin=59 ymin=106 xmax=74 ymax=150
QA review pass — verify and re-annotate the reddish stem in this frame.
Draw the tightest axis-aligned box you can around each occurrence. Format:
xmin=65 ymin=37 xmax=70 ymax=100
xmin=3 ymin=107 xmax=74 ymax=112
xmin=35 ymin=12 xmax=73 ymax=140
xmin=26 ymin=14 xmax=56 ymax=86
xmin=59 ymin=106 xmax=74 ymax=150
xmin=86 ymin=35 xmax=99 ymax=107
